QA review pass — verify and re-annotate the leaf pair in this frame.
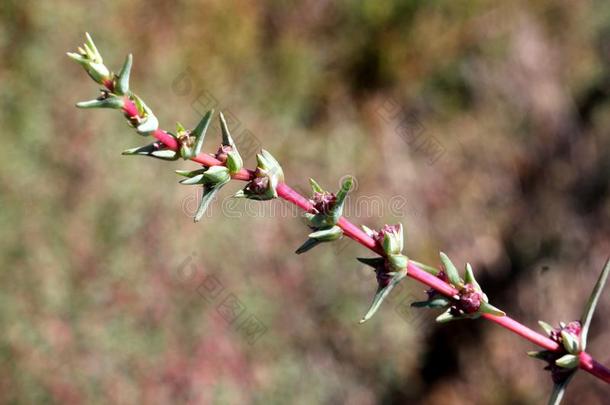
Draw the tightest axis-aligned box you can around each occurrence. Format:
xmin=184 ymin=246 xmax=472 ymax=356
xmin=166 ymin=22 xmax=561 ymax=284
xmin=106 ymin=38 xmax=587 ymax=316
xmin=177 ymin=166 xmax=231 ymax=222
xmin=295 ymin=177 xmax=353 ymax=254
xmin=529 ymin=259 xmax=610 ymax=405
xmin=176 ymin=110 xmax=213 ymax=160
xmin=410 ymin=253 xmax=504 ymax=323
xmin=234 ymin=150 xmax=284 ymax=200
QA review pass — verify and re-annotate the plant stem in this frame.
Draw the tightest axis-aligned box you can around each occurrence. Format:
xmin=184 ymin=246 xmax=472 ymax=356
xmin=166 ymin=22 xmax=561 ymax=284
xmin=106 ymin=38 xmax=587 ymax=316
xmin=580 ymin=352 xmax=610 ymax=384
xmin=116 ymin=86 xmax=610 ymax=384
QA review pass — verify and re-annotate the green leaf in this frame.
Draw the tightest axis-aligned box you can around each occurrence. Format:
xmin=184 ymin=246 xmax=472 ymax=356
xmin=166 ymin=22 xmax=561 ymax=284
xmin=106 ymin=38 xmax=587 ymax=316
xmin=436 ymin=309 xmax=457 ymax=323
xmin=219 ymin=112 xmax=243 ymax=174
xmin=580 ymin=258 xmax=610 ymax=351
xmin=202 ymin=166 xmax=230 ymax=185
xmin=76 ymin=97 xmax=124 ymax=109
xmin=478 ymin=302 xmax=505 ymax=317
xmin=538 ymin=320 xmax=555 ymax=336
xmin=192 ymin=110 xmax=214 ymax=156
xmin=331 ymin=176 xmax=353 ymax=222
xmin=555 ymin=354 xmax=579 ymax=369
xmin=295 ymin=226 xmax=343 ymax=254
xmin=136 ymin=113 xmax=158 ymax=135
xmin=122 ymin=142 xmax=178 ymax=161
xmin=259 ymin=149 xmax=284 ymax=182
xmin=115 ymin=53 xmax=133 ymax=95
xmin=219 ymin=111 xmax=235 ymax=147
xmin=464 ymin=263 xmax=483 ymax=293
xmin=309 ymin=226 xmax=343 ymax=241
xmin=179 ymin=174 xmax=205 ymax=185
xmin=411 ymin=297 xmax=450 ymax=309
xmin=361 ymin=225 xmax=376 ymax=238
xmin=175 ymin=168 xmax=207 ymax=178
xmin=193 ymin=179 xmax=229 ymax=222
xmin=357 ymin=257 xmax=385 ymax=268
xmin=387 ymin=254 xmax=408 ymax=270
xmin=527 ymin=350 xmax=547 ymax=361
xmin=359 ymin=269 xmax=407 ymax=323
xmin=548 ymin=373 xmax=575 ymax=405
xmin=226 ymin=152 xmax=242 ymax=174
xmin=84 ymin=32 xmax=102 ymax=61
xmin=309 ymin=178 xmax=324 ymax=193
xmin=295 ymin=238 xmax=322 ymax=254
xmin=440 ymin=252 xmax=461 ymax=287
xmin=176 ymin=122 xmax=187 ymax=134
xmin=304 ymin=212 xmax=331 ymax=228
xmin=561 ymin=330 xmax=580 ymax=355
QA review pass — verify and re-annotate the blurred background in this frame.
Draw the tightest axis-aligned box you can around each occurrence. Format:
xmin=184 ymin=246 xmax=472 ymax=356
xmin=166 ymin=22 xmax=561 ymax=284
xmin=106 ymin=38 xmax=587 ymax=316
xmin=1 ymin=0 xmax=610 ymax=403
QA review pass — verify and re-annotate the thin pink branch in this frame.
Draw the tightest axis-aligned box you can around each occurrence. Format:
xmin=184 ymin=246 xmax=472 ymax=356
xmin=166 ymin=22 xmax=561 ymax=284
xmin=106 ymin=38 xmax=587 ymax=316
xmin=115 ymin=81 xmax=610 ymax=384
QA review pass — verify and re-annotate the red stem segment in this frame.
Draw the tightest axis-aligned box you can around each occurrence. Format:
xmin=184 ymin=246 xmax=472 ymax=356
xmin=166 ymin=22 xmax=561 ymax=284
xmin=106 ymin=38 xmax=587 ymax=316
xmin=580 ymin=352 xmax=610 ymax=384
xmin=118 ymin=90 xmax=610 ymax=384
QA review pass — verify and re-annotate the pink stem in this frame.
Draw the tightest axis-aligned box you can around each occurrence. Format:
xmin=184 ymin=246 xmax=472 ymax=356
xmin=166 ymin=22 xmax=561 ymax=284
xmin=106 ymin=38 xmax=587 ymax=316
xmin=580 ymin=352 xmax=610 ymax=383
xmin=482 ymin=313 xmax=559 ymax=351
xmin=115 ymin=87 xmax=610 ymax=384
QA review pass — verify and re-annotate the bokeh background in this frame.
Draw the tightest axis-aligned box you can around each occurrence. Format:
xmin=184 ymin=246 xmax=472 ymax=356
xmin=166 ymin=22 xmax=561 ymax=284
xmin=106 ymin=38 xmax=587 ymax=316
xmin=2 ymin=1 xmax=610 ymax=404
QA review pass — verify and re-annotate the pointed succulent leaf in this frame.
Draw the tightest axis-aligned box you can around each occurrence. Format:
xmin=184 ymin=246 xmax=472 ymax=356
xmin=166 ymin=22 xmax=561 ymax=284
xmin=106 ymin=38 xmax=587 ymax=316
xmin=580 ymin=258 xmax=610 ymax=351
xmin=179 ymin=174 xmax=205 ymax=185
xmin=304 ymin=212 xmax=330 ymax=229
xmin=67 ymin=33 xmax=111 ymax=84
xmin=115 ymin=53 xmax=133 ymax=95
xmin=295 ymin=238 xmax=323 ymax=255
xmin=359 ymin=269 xmax=407 ymax=323
xmin=527 ymin=351 xmax=547 ymax=361
xmin=150 ymin=149 xmax=179 ymax=160
xmin=539 ymin=320 xmax=555 ymax=336
xmin=259 ymin=149 xmax=284 ymax=182
xmin=122 ymin=143 xmax=178 ymax=161
xmin=561 ymin=330 xmax=580 ymax=355
xmin=175 ymin=168 xmax=207 ymax=178
xmin=219 ymin=111 xmax=237 ymax=148
xmin=309 ymin=178 xmax=324 ymax=193
xmin=548 ymin=374 xmax=575 ymax=405
xmin=135 ymin=105 xmax=158 ymax=135
xmin=361 ymin=225 xmax=376 ymax=238
xmin=192 ymin=110 xmax=214 ymax=156
xmin=176 ymin=122 xmax=187 ymax=134
xmin=309 ymin=225 xmax=343 ymax=242
xmin=202 ymin=166 xmax=230 ymax=185
xmin=478 ymin=302 xmax=505 ymax=317
xmin=84 ymin=33 xmax=102 ymax=61
xmin=357 ymin=257 xmax=385 ymax=268
xmin=194 ymin=178 xmax=230 ymax=222
xmin=436 ymin=309 xmax=458 ymax=323
xmin=440 ymin=252 xmax=461 ymax=287
xmin=331 ymin=176 xmax=353 ymax=222
xmin=226 ymin=150 xmax=243 ymax=175
xmin=411 ymin=297 xmax=450 ymax=309
xmin=295 ymin=226 xmax=343 ymax=254
xmin=396 ymin=223 xmax=404 ymax=252
xmin=76 ymin=96 xmax=124 ymax=109
xmin=382 ymin=224 xmax=403 ymax=256
xmin=464 ymin=263 xmax=483 ymax=293
xmin=555 ymin=354 xmax=579 ymax=369
xmin=387 ymin=254 xmax=408 ymax=270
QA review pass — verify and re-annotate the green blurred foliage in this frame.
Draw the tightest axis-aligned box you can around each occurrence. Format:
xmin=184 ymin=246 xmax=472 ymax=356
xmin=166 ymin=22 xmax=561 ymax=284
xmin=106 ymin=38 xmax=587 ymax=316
xmin=1 ymin=0 xmax=610 ymax=403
